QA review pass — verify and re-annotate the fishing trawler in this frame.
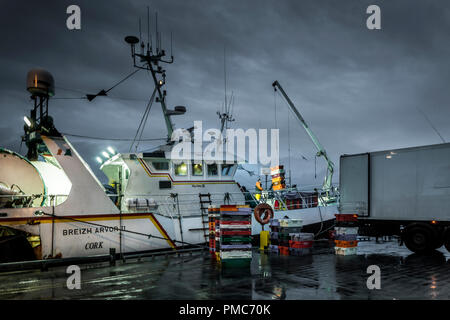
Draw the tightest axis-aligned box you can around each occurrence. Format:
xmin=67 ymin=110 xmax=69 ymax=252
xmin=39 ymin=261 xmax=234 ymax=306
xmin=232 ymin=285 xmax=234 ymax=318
xmin=0 ymin=20 xmax=337 ymax=262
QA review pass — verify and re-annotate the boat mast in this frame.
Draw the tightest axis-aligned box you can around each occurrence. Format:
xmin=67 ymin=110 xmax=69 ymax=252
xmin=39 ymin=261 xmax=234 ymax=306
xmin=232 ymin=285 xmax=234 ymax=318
xmin=124 ymin=8 xmax=185 ymax=142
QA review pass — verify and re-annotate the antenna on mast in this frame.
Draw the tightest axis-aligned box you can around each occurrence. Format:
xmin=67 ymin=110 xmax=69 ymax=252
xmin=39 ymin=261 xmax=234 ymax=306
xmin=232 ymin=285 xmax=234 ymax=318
xmin=170 ymin=32 xmax=173 ymax=58
xmin=155 ymin=12 xmax=158 ymax=54
xmin=224 ymin=46 xmax=227 ymax=111
xmin=139 ymin=18 xmax=142 ymax=42
xmin=147 ymin=6 xmax=150 ymax=52
xmin=139 ymin=18 xmax=144 ymax=55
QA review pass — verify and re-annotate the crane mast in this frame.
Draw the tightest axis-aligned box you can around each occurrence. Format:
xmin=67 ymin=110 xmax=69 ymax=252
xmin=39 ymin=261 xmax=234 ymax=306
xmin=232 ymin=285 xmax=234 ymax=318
xmin=272 ymin=80 xmax=335 ymax=192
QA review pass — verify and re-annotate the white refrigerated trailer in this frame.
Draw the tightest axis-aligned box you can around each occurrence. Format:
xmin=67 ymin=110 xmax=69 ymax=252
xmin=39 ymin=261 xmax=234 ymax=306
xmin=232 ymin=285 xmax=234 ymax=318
xmin=339 ymin=142 xmax=450 ymax=254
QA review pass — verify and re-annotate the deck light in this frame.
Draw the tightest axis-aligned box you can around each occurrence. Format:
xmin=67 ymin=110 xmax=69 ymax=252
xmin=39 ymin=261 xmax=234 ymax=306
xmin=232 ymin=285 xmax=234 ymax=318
xmin=107 ymin=146 xmax=116 ymax=155
xmin=24 ymin=116 xmax=31 ymax=127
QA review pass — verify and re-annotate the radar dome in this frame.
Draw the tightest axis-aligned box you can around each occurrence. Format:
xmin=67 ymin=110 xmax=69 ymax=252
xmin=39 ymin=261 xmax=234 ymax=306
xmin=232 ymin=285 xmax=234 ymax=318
xmin=26 ymin=69 xmax=55 ymax=97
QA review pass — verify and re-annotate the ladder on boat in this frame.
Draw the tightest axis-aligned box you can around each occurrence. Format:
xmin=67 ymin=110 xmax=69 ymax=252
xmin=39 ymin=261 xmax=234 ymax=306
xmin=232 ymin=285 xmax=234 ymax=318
xmin=198 ymin=193 xmax=212 ymax=244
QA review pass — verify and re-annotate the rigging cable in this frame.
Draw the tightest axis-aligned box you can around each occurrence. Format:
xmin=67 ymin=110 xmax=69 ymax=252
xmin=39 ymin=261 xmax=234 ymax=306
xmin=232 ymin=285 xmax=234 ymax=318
xmin=416 ymin=107 xmax=446 ymax=143
xmin=53 ymin=97 xmax=87 ymax=100
xmin=136 ymin=89 xmax=156 ymax=151
xmin=53 ymin=70 xmax=141 ymax=102
xmin=129 ymin=87 xmax=158 ymax=152
xmin=61 ymin=133 xmax=165 ymax=142
xmin=106 ymin=69 xmax=141 ymax=94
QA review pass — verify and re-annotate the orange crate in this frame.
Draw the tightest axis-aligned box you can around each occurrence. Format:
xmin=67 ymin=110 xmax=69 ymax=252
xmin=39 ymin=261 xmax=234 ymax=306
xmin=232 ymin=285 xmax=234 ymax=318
xmin=279 ymin=246 xmax=290 ymax=255
xmin=289 ymin=240 xmax=313 ymax=248
xmin=271 ymin=177 xmax=285 ymax=184
xmin=334 ymin=240 xmax=358 ymax=248
xmin=220 ymin=205 xmax=238 ymax=211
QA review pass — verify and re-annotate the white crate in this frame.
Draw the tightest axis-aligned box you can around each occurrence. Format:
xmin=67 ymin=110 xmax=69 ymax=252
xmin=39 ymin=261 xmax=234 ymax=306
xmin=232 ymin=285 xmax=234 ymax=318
xmin=270 ymin=169 xmax=285 ymax=175
xmin=335 ymin=227 xmax=359 ymax=235
xmin=334 ymin=246 xmax=358 ymax=256
xmin=220 ymin=224 xmax=252 ymax=229
xmin=290 ymin=233 xmax=314 ymax=241
xmin=220 ymin=251 xmax=252 ymax=259
xmin=279 ymin=219 xmax=303 ymax=227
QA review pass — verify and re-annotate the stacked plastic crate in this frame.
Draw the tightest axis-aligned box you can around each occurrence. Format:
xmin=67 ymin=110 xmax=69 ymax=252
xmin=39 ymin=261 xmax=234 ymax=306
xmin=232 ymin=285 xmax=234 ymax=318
xmin=218 ymin=205 xmax=252 ymax=264
xmin=289 ymin=232 xmax=314 ymax=256
xmin=215 ymin=212 xmax=221 ymax=261
xmin=208 ymin=205 xmax=220 ymax=255
xmin=269 ymin=218 xmax=313 ymax=256
xmin=271 ymin=166 xmax=286 ymax=191
xmin=268 ymin=218 xmax=280 ymax=254
xmin=334 ymin=214 xmax=359 ymax=255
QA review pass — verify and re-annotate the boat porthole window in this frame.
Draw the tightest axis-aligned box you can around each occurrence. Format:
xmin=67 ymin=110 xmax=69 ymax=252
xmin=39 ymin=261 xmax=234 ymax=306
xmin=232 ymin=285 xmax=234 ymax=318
xmin=192 ymin=163 xmax=203 ymax=176
xmin=207 ymin=163 xmax=218 ymax=176
xmin=174 ymin=162 xmax=188 ymax=176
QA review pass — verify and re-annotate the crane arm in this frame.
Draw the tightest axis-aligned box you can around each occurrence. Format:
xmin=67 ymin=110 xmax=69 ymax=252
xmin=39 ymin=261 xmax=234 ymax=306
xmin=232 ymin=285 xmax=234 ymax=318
xmin=272 ymin=80 xmax=335 ymax=191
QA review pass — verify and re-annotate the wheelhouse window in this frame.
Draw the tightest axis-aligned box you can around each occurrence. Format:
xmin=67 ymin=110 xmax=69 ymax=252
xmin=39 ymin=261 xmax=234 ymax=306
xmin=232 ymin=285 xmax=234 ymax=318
xmin=221 ymin=164 xmax=234 ymax=176
xmin=152 ymin=161 xmax=169 ymax=171
xmin=192 ymin=163 xmax=203 ymax=176
xmin=174 ymin=162 xmax=188 ymax=176
xmin=207 ymin=163 xmax=218 ymax=176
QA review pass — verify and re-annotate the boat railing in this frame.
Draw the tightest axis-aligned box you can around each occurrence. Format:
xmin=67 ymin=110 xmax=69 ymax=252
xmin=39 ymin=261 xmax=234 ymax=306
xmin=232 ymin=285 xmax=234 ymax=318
xmin=0 ymin=188 xmax=339 ymax=217
xmin=0 ymin=193 xmax=68 ymax=209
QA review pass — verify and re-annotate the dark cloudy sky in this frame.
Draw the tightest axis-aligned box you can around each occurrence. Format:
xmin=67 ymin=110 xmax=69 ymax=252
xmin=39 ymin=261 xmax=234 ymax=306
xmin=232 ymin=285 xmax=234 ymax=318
xmin=1 ymin=0 xmax=449 ymax=189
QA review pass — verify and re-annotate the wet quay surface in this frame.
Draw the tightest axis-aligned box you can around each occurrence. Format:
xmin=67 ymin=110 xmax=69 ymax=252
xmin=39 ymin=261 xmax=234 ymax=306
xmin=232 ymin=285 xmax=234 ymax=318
xmin=0 ymin=239 xmax=449 ymax=300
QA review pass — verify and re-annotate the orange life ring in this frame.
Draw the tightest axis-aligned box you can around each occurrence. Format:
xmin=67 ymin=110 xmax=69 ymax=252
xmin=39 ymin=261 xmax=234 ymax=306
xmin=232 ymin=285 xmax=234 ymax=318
xmin=254 ymin=203 xmax=274 ymax=225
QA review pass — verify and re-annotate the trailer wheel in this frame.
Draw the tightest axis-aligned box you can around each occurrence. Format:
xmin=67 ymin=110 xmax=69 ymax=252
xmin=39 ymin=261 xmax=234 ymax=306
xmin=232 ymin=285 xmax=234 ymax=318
xmin=403 ymin=224 xmax=435 ymax=254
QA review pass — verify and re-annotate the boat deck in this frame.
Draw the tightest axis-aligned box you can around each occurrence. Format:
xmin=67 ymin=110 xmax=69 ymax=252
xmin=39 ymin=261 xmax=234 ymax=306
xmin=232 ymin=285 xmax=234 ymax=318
xmin=1 ymin=240 xmax=449 ymax=300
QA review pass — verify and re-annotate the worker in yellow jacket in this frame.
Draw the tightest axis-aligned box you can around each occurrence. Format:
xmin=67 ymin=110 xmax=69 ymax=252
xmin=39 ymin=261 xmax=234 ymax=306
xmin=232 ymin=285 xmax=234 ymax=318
xmin=255 ymin=178 xmax=263 ymax=200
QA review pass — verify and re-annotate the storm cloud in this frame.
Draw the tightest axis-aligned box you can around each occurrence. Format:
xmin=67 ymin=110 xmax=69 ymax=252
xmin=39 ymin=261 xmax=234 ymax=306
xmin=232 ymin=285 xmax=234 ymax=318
xmin=0 ymin=0 xmax=449 ymax=189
